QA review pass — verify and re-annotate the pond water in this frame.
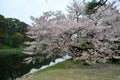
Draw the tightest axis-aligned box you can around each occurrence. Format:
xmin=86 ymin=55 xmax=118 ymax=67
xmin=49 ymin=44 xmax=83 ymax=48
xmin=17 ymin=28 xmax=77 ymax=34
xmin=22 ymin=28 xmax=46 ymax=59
xmin=0 ymin=51 xmax=51 ymax=80
xmin=0 ymin=50 xmax=71 ymax=80
xmin=20 ymin=55 xmax=71 ymax=78
xmin=0 ymin=53 xmax=28 ymax=80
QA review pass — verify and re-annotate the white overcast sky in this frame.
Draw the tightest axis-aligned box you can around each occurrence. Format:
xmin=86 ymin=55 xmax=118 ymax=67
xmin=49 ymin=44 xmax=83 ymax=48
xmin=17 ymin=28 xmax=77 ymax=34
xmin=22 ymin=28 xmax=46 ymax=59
xmin=0 ymin=0 xmax=72 ymax=25
xmin=0 ymin=0 xmax=119 ymax=25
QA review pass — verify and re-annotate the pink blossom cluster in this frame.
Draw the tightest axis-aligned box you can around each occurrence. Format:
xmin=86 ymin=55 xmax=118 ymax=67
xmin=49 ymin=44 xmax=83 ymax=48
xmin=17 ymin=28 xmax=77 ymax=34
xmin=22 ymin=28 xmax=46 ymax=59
xmin=24 ymin=0 xmax=120 ymax=64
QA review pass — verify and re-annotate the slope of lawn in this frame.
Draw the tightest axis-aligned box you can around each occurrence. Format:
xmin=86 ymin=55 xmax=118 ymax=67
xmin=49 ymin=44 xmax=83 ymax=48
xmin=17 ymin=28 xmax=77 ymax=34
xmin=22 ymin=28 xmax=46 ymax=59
xmin=20 ymin=59 xmax=120 ymax=80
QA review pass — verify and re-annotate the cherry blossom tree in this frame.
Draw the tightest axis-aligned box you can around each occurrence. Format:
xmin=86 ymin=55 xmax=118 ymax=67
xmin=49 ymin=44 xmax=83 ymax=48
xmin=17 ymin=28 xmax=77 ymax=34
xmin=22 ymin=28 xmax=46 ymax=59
xmin=67 ymin=0 xmax=120 ymax=64
xmin=24 ymin=0 xmax=120 ymax=64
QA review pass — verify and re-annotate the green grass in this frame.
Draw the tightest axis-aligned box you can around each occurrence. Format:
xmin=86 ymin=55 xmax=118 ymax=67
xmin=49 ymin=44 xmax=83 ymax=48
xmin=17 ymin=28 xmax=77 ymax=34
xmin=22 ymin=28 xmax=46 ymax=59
xmin=0 ymin=44 xmax=25 ymax=50
xmin=0 ymin=45 xmax=26 ymax=55
xmin=20 ymin=59 xmax=120 ymax=80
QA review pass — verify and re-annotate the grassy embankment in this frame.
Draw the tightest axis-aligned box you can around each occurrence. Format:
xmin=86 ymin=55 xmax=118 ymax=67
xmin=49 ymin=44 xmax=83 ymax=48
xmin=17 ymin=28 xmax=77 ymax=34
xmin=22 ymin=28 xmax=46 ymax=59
xmin=0 ymin=45 xmax=25 ymax=55
xmin=20 ymin=59 xmax=120 ymax=80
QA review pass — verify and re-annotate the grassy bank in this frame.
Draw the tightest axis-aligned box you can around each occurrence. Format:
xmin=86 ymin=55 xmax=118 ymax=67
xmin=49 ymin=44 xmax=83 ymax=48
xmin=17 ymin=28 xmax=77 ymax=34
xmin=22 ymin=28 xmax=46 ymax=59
xmin=0 ymin=45 xmax=26 ymax=55
xmin=0 ymin=49 xmax=22 ymax=54
xmin=20 ymin=59 xmax=120 ymax=80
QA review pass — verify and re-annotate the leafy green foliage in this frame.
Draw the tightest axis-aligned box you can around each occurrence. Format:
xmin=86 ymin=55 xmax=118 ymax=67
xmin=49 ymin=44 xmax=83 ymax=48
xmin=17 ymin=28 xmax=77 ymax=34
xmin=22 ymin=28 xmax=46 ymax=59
xmin=7 ymin=18 xmax=28 ymax=35
xmin=0 ymin=14 xmax=29 ymax=48
xmin=85 ymin=1 xmax=100 ymax=15
xmin=85 ymin=0 xmax=108 ymax=15
xmin=0 ymin=15 xmax=8 ymax=41
xmin=11 ymin=33 xmax=24 ymax=48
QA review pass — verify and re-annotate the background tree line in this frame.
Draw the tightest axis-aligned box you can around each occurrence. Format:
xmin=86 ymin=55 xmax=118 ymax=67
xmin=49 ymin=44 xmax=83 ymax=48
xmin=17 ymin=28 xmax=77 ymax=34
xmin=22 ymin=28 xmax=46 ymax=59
xmin=0 ymin=14 xmax=29 ymax=48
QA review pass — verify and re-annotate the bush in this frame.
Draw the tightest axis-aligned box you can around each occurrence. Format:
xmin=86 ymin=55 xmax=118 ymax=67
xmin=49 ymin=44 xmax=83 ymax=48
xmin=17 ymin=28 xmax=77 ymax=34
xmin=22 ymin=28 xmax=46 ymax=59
xmin=11 ymin=33 xmax=24 ymax=48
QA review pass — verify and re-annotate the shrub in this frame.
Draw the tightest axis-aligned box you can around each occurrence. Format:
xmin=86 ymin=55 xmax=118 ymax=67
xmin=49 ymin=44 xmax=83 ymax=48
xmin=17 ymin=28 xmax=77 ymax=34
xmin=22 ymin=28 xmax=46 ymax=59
xmin=11 ymin=33 xmax=24 ymax=48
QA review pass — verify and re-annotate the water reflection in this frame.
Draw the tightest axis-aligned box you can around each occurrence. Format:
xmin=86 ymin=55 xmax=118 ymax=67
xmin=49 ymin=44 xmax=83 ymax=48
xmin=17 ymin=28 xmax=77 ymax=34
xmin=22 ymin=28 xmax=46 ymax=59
xmin=0 ymin=53 xmax=27 ymax=80
xmin=0 ymin=53 xmax=52 ymax=80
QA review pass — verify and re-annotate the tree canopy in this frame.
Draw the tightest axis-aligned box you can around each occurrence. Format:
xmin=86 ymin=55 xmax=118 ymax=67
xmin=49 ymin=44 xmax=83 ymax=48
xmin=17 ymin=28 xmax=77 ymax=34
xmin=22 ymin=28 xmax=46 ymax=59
xmin=0 ymin=15 xmax=8 ymax=40
xmin=0 ymin=14 xmax=29 ymax=48
xmin=24 ymin=0 xmax=120 ymax=64
xmin=85 ymin=0 xmax=120 ymax=15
